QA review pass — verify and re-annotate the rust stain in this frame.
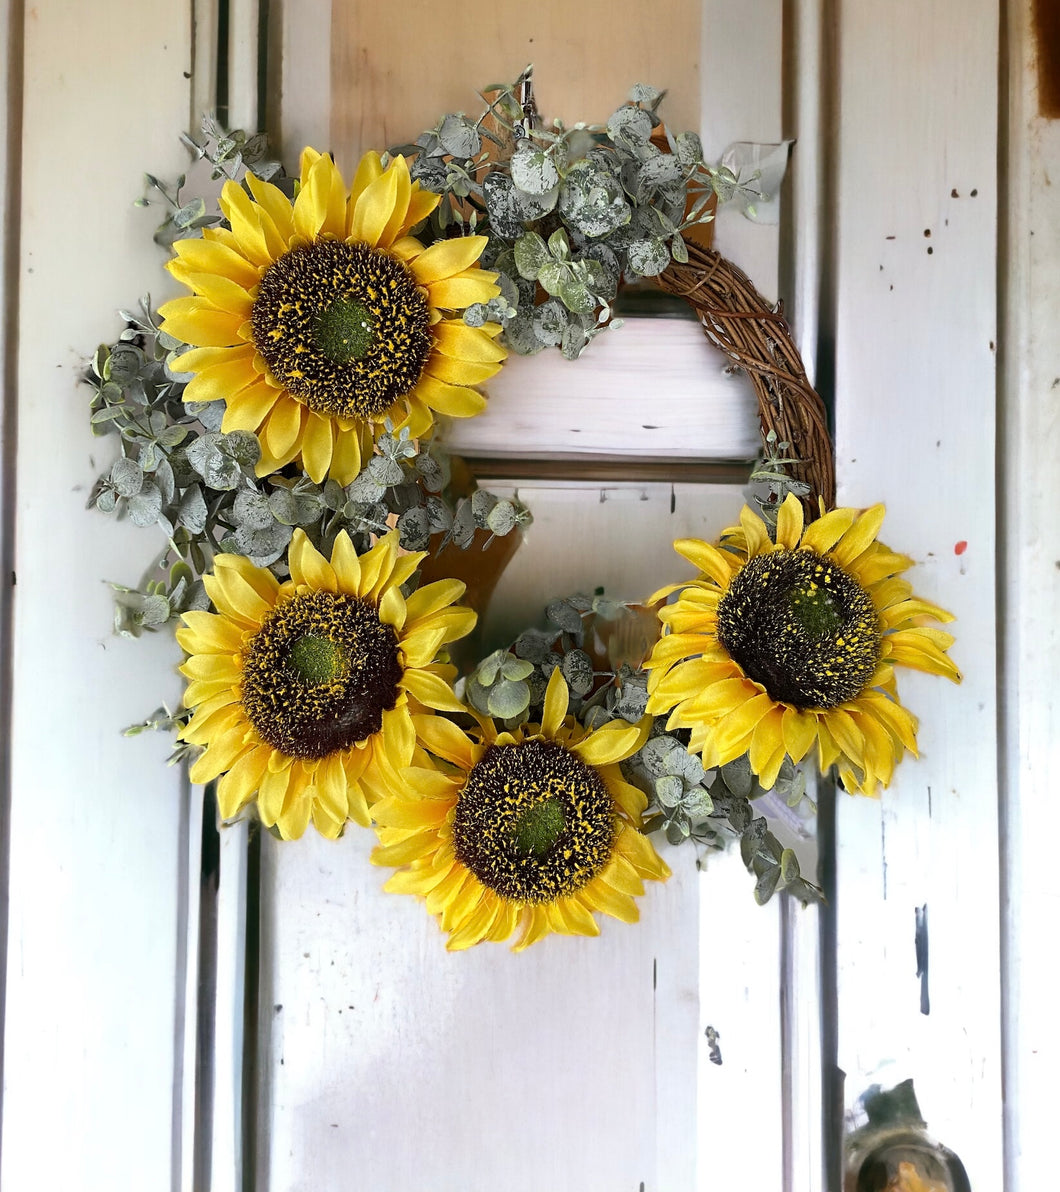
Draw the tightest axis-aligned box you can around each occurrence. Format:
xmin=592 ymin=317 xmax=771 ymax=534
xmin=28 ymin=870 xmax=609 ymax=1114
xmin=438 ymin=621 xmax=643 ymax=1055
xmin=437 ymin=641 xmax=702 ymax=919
xmin=1035 ymin=0 xmax=1060 ymax=117
xmin=954 ymin=540 xmax=968 ymax=555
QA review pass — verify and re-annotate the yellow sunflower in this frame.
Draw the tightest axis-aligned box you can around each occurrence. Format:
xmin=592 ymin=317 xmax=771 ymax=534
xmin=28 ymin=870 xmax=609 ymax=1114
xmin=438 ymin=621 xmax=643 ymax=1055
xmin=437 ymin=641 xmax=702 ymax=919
xmin=176 ymin=528 xmax=475 ymax=840
xmin=372 ymin=669 xmax=671 ymax=951
xmin=644 ymin=493 xmax=961 ymax=795
xmin=159 ymin=148 xmax=505 ymax=484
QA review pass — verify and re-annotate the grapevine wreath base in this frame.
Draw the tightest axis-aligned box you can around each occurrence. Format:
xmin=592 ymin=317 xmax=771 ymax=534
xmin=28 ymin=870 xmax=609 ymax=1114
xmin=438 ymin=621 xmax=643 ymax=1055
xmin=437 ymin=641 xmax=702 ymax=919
xmin=88 ymin=76 xmax=959 ymax=950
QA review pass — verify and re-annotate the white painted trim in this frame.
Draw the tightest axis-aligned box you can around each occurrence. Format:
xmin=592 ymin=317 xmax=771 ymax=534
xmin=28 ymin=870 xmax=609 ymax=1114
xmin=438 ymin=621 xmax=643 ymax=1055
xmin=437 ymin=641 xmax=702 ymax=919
xmin=998 ymin=1 xmax=1060 ymax=1187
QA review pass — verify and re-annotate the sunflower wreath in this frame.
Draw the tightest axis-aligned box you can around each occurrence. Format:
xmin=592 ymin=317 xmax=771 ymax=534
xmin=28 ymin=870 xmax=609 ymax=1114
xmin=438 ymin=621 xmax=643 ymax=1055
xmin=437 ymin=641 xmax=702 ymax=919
xmin=87 ymin=74 xmax=960 ymax=950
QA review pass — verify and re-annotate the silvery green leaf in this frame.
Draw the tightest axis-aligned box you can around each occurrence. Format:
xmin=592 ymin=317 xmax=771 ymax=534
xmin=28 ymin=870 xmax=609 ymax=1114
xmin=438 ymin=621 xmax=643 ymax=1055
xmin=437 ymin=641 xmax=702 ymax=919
xmin=513 ymin=231 xmax=549 ymax=280
xmin=90 ymin=407 xmax=127 ymax=426
xmin=627 ymin=237 xmax=671 ymax=277
xmin=711 ymin=165 xmax=740 ymax=203
xmin=424 ymin=495 xmax=453 ymax=534
xmin=158 ymin=424 xmax=189 ymax=449
xmin=345 ymin=468 xmax=389 ymax=503
xmin=656 ymin=774 xmax=685 ymax=809
xmin=510 ymin=143 xmax=560 ymax=195
xmin=475 ymin=649 xmax=504 ymax=686
xmin=185 ymin=579 xmax=209 ymax=611
xmin=268 ymin=486 xmax=321 ymax=526
xmin=184 ymin=399 xmax=224 ymax=430
xmin=560 ymin=322 xmax=589 ymax=360
xmin=449 ymin=499 xmax=476 ymax=549
xmin=481 ymin=171 xmax=524 ymax=240
xmin=558 ymin=279 xmax=595 ymax=316
xmin=368 ymin=455 xmax=404 ymax=487
xmin=674 ymin=131 xmax=704 ymax=166
xmin=665 ymin=818 xmax=692 ymax=846
xmin=663 ymin=745 xmax=705 ymax=786
xmin=466 ymin=676 xmax=491 ymax=716
xmin=720 ymin=755 xmax=754 ymax=799
xmin=138 ymin=441 xmax=159 ymax=473
xmin=611 ymin=684 xmax=649 ymax=721
xmin=322 ymin=479 xmax=346 ymax=510
xmin=141 ymin=594 xmax=172 ymax=626
xmin=202 ymin=453 xmax=240 ymax=490
xmin=531 ymin=298 xmax=568 ymax=347
xmin=110 ymin=457 xmax=144 ymax=498
xmin=500 ymin=656 xmax=534 ymax=682
xmin=488 ymin=678 xmax=531 ymax=719
xmin=537 ymin=260 xmax=569 ymax=296
xmin=177 ymin=484 xmax=208 ymax=534
xmin=463 ymin=303 xmax=488 ymax=328
xmin=220 ymin=429 xmax=261 ymax=468
xmin=561 ymin=648 xmax=594 ymax=696
xmin=546 ymin=599 xmax=583 ymax=635
xmin=719 ymin=140 xmax=792 ymax=224
xmin=754 ymin=863 xmax=781 ymax=905
xmin=105 ymin=343 xmax=144 ymax=383
xmin=513 ymin=630 xmax=551 ymax=663
xmin=397 ymin=505 xmax=431 ymax=551
xmin=438 ymin=113 xmax=481 ymax=159
xmin=486 ymin=499 xmax=518 ymax=536
xmin=154 ymin=457 xmax=175 ymax=505
xmin=778 ymin=848 xmax=801 ymax=889
xmin=235 ymin=521 xmax=292 ymax=565
xmin=684 ymin=787 xmax=714 ymax=818
xmin=501 ymin=314 xmax=545 ymax=356
xmin=173 ymin=197 xmax=207 ymax=229
xmin=233 ymin=488 xmax=274 ymax=531
xmin=725 ymin=796 xmax=753 ymax=833
xmin=670 ymin=233 xmax=689 ymax=264
xmin=786 ymin=767 xmax=809 ymax=807
xmin=628 ymin=82 xmax=662 ymax=105
xmin=547 ymin=228 xmax=570 ymax=260
xmin=470 ymin=488 xmax=498 ymax=526
xmin=607 ymin=105 xmax=653 ymax=145
xmin=128 ymin=481 xmax=163 ymax=527
xmin=415 ymin=453 xmax=445 ymax=493
xmin=638 ymin=154 xmax=684 ymax=191
xmin=96 ymin=487 xmax=118 ymax=513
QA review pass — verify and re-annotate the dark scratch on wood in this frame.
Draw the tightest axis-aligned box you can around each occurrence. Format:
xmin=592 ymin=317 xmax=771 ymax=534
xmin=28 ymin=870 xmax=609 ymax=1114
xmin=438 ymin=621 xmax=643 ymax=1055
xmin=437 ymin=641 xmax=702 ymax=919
xmin=915 ymin=905 xmax=930 ymax=1015
xmin=705 ymin=1024 xmax=723 ymax=1066
xmin=881 ymin=814 xmax=888 ymax=899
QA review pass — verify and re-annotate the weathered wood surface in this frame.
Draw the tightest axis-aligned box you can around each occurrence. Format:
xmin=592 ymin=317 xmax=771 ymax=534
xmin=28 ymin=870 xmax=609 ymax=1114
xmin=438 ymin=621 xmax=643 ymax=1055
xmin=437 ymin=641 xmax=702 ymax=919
xmin=830 ymin=2 xmax=1002 ymax=1186
xmin=999 ymin=1 xmax=1060 ymax=1187
xmin=2 ymin=2 xmax=194 ymax=1189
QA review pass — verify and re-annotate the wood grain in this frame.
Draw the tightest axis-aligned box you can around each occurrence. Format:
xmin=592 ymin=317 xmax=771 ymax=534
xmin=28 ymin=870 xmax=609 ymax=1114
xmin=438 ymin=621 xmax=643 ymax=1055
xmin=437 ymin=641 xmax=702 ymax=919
xmin=330 ymin=0 xmax=702 ymax=169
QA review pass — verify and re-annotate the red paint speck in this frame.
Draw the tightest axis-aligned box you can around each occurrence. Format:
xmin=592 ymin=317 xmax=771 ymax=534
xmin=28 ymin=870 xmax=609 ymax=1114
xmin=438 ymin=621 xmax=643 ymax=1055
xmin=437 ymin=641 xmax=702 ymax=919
xmin=954 ymin=540 xmax=968 ymax=555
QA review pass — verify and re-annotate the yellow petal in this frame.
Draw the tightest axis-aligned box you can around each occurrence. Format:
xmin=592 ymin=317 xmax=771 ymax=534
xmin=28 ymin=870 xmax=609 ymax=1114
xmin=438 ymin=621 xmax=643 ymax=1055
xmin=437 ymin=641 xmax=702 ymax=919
xmin=831 ymin=504 xmax=887 ymax=567
xmin=409 ymin=235 xmax=489 ymax=284
xmin=540 ymin=668 xmax=570 ymax=738
xmin=781 ymin=706 xmax=820 ymax=764
xmin=424 ymin=352 xmax=503 ymax=387
xmin=413 ymin=373 xmax=488 ymax=418
xmin=431 ymin=320 xmax=508 ymax=363
xmin=402 ymin=668 xmax=466 ymax=713
xmin=218 ymin=179 xmax=272 ymax=266
xmin=300 ymin=412 xmax=334 ymax=484
xmin=774 ymin=492 xmax=805 ymax=550
xmin=215 ymin=744 xmax=271 ymax=819
xmin=404 ymin=578 xmax=466 ymax=627
xmin=264 ymin=396 xmax=305 ymax=459
xmin=288 ymin=529 xmax=337 ymax=591
xmin=673 ymin=538 xmax=737 ymax=588
xmin=257 ymin=762 xmax=292 ymax=827
xmin=800 ymin=506 xmax=857 ymax=556
xmin=579 ymin=880 xmax=640 ymax=924
xmin=245 ymin=171 xmax=295 ymax=243
xmin=159 ymin=299 xmax=245 ymax=348
xmin=571 ymin=718 xmax=650 ymax=767
xmin=329 ymin=425 xmax=365 ymax=485
xmin=425 ymin=270 xmax=499 ymax=310
xmin=170 ymin=237 xmax=261 ymax=289
xmin=349 ymin=165 xmax=400 ymax=246
xmin=412 ymin=713 xmax=477 ymax=769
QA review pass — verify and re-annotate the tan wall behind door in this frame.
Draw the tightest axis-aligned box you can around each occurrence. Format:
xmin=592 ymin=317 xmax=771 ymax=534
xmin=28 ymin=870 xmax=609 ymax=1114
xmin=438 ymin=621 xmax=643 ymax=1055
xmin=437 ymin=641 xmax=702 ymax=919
xmin=329 ymin=0 xmax=702 ymax=168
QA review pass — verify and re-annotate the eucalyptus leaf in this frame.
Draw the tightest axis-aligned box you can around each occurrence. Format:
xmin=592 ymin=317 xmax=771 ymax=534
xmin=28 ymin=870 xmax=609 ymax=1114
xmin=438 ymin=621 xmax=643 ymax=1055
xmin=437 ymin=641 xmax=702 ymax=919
xmin=510 ymin=143 xmax=560 ymax=195
xmin=127 ymin=482 xmax=163 ymax=527
xmin=110 ymin=457 xmax=144 ymax=498
xmin=487 ymin=678 xmax=531 ymax=719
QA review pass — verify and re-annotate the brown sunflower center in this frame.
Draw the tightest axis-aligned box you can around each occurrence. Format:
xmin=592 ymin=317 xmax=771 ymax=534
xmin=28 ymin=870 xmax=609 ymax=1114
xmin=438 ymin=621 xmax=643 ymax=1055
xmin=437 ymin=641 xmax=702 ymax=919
xmin=240 ymin=589 xmax=402 ymax=759
xmin=251 ymin=239 xmax=432 ymax=422
xmin=452 ymin=740 xmax=615 ymax=903
xmin=716 ymin=548 xmax=881 ymax=709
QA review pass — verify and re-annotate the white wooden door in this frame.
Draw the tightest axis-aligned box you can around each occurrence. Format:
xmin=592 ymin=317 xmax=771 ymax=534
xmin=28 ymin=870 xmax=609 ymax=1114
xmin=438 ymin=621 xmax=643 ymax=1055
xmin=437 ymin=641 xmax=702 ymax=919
xmin=4 ymin=1 xmax=1049 ymax=1189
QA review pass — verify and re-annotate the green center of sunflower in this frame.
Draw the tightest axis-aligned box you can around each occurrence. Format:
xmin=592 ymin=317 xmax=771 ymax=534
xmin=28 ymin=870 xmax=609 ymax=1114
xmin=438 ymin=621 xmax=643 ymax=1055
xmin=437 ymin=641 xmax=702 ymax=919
xmin=240 ymin=590 xmax=403 ymax=759
xmin=716 ymin=548 xmax=881 ymax=709
xmin=251 ymin=239 xmax=432 ymax=422
xmin=313 ymin=297 xmax=375 ymax=363
xmin=288 ymin=633 xmax=348 ymax=685
xmin=452 ymin=740 xmax=615 ymax=903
